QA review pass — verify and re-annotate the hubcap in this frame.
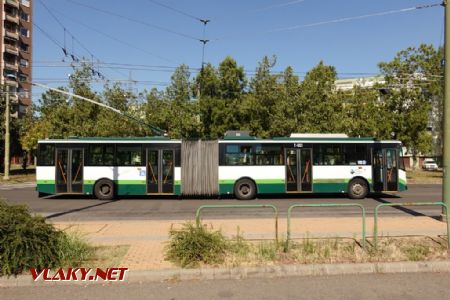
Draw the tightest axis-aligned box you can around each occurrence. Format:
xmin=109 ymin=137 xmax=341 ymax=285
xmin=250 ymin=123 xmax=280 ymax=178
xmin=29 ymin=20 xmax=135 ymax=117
xmin=240 ymin=184 xmax=250 ymax=195
xmin=100 ymin=184 xmax=111 ymax=195
xmin=352 ymin=183 xmax=364 ymax=196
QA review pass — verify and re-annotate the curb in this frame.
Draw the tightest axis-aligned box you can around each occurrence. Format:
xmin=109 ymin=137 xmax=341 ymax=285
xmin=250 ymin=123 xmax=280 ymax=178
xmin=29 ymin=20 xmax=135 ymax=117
xmin=1 ymin=260 xmax=450 ymax=287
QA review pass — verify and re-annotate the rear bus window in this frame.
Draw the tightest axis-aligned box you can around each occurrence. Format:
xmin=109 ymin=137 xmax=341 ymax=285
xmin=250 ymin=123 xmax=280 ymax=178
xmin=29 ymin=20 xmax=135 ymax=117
xmin=38 ymin=144 xmax=55 ymax=166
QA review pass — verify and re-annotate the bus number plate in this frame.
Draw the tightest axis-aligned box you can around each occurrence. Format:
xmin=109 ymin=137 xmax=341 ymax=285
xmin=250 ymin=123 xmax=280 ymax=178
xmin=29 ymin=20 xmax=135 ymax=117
xmin=294 ymin=143 xmax=303 ymax=148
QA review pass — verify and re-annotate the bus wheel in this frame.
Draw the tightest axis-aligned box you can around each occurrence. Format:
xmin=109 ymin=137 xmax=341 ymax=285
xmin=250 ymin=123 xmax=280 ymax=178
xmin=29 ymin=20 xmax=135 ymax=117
xmin=348 ymin=178 xmax=368 ymax=199
xmin=234 ymin=179 xmax=256 ymax=200
xmin=94 ymin=179 xmax=115 ymax=200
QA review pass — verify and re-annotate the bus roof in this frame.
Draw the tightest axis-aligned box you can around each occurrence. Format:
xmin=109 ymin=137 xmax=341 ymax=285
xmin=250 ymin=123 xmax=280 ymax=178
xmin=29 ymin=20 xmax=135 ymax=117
xmin=38 ymin=136 xmax=402 ymax=144
xmin=37 ymin=137 xmax=182 ymax=144
xmin=219 ymin=137 xmax=401 ymax=144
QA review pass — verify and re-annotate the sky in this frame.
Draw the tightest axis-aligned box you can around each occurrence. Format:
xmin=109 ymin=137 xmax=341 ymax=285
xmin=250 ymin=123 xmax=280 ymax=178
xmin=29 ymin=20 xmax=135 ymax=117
xmin=33 ymin=0 xmax=444 ymax=100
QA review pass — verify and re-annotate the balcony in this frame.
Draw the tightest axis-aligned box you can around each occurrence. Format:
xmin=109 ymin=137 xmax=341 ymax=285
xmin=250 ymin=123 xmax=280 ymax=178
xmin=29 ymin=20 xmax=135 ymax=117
xmin=4 ymin=61 xmax=19 ymax=71
xmin=5 ymin=30 xmax=19 ymax=40
xmin=5 ymin=13 xmax=19 ymax=24
xmin=3 ymin=78 xmax=19 ymax=88
xmin=6 ymin=0 xmax=19 ymax=9
xmin=4 ymin=45 xmax=19 ymax=56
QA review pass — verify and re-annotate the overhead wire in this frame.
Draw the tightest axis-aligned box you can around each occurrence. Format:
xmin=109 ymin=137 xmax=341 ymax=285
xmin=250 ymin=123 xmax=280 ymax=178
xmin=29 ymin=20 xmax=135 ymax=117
xmin=36 ymin=0 xmax=129 ymax=80
xmin=215 ymin=2 xmax=442 ymax=41
xmin=144 ymin=0 xmax=204 ymax=22
xmin=65 ymin=0 xmax=201 ymax=41
xmin=267 ymin=3 xmax=442 ymax=34
xmin=253 ymin=0 xmax=306 ymax=12
xmin=50 ymin=6 xmax=178 ymax=64
xmin=31 ymin=61 xmax=445 ymax=80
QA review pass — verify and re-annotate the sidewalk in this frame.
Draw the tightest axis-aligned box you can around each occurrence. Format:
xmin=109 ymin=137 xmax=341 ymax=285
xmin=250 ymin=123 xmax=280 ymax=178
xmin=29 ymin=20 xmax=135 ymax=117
xmin=51 ymin=216 xmax=448 ymax=271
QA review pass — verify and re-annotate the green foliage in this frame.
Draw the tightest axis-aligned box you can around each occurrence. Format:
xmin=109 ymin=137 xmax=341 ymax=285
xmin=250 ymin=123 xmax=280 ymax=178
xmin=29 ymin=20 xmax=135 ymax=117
xmin=165 ymin=222 xmax=228 ymax=268
xmin=0 ymin=200 xmax=92 ymax=276
xmin=18 ymin=45 xmax=441 ymax=155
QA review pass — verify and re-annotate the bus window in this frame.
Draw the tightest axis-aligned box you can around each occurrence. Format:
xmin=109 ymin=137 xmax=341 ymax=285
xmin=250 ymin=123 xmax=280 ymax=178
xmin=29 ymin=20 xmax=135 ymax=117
xmin=116 ymin=146 xmax=142 ymax=166
xmin=255 ymin=145 xmax=283 ymax=165
xmin=225 ymin=144 xmax=254 ymax=165
xmin=89 ymin=145 xmax=103 ymax=165
xmin=38 ymin=144 xmax=55 ymax=166
xmin=343 ymin=144 xmax=368 ymax=165
xmin=88 ymin=144 xmax=115 ymax=166
xmin=314 ymin=144 xmax=343 ymax=165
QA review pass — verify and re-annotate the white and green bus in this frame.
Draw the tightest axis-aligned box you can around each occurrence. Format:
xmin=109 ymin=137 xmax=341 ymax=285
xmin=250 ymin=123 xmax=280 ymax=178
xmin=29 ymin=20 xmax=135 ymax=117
xmin=36 ymin=133 xmax=407 ymax=200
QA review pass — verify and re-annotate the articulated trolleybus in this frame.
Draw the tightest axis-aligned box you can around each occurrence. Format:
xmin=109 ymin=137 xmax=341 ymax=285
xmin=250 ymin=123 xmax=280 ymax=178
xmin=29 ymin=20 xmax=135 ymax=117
xmin=36 ymin=132 xmax=407 ymax=200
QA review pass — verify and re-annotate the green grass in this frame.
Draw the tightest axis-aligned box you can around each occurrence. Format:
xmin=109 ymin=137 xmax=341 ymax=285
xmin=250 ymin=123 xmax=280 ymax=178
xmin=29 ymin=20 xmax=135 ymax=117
xmin=406 ymin=169 xmax=442 ymax=184
xmin=165 ymin=223 xmax=450 ymax=268
xmin=165 ymin=222 xmax=228 ymax=268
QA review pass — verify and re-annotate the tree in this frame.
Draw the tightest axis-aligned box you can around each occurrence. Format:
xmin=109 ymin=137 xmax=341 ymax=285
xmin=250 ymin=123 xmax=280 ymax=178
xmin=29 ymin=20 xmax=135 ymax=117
xmin=97 ymin=84 xmax=146 ymax=137
xmin=269 ymin=66 xmax=301 ymax=136
xmin=68 ymin=63 xmax=101 ymax=137
xmin=378 ymin=45 xmax=438 ymax=168
xmin=338 ymin=86 xmax=391 ymax=138
xmin=240 ymin=55 xmax=280 ymax=137
xmin=298 ymin=61 xmax=344 ymax=133
xmin=165 ymin=65 xmax=201 ymax=138
xmin=218 ymin=56 xmax=246 ymax=100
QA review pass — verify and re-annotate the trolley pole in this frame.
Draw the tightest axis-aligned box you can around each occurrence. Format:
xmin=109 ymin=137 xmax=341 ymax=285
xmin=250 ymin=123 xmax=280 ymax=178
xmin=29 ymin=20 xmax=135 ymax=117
xmin=3 ymin=85 xmax=10 ymax=181
xmin=443 ymin=0 xmax=450 ymax=221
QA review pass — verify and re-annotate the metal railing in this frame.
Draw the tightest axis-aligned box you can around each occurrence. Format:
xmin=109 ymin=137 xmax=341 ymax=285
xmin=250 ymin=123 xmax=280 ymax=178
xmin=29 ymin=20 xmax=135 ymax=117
xmin=195 ymin=204 xmax=279 ymax=241
xmin=286 ymin=203 xmax=366 ymax=249
xmin=373 ymin=202 xmax=449 ymax=248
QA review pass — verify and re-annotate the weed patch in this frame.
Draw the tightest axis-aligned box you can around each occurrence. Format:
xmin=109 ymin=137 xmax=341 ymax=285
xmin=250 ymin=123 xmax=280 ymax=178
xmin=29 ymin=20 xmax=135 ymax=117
xmin=0 ymin=201 xmax=93 ymax=276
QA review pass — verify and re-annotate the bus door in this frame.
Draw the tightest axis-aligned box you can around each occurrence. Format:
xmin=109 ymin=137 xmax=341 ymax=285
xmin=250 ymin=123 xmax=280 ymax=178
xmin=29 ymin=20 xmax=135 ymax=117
xmin=285 ymin=148 xmax=313 ymax=192
xmin=146 ymin=149 xmax=174 ymax=194
xmin=373 ymin=148 xmax=398 ymax=192
xmin=55 ymin=148 xmax=84 ymax=194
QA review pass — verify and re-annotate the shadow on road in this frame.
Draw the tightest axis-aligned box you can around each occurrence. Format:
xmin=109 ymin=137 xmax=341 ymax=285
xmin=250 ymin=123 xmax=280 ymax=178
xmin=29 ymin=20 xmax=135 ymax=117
xmin=45 ymin=200 xmax=118 ymax=219
xmin=372 ymin=197 xmax=441 ymax=220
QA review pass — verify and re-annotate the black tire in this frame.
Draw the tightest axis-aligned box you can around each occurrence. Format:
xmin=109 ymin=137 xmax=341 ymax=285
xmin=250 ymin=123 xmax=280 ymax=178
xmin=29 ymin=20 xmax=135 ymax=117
xmin=234 ymin=178 xmax=256 ymax=200
xmin=348 ymin=178 xmax=369 ymax=199
xmin=94 ymin=179 xmax=115 ymax=200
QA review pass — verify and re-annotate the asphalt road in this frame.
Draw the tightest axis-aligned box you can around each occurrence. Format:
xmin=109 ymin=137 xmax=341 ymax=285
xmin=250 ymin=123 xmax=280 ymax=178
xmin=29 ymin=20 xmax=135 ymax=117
xmin=0 ymin=184 xmax=443 ymax=221
xmin=2 ymin=273 xmax=449 ymax=300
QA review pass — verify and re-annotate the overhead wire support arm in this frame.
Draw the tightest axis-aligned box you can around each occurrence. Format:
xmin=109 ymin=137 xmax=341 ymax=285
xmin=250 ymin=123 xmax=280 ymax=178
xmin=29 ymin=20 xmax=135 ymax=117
xmin=32 ymin=82 xmax=166 ymax=136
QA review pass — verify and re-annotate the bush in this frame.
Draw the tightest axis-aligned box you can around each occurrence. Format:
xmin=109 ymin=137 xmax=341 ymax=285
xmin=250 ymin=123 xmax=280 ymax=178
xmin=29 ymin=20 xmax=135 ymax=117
xmin=0 ymin=200 xmax=92 ymax=276
xmin=165 ymin=222 xmax=228 ymax=268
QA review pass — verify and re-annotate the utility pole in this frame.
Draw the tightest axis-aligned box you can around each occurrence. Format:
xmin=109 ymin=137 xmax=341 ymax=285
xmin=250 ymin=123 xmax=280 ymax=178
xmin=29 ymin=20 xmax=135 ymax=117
xmin=3 ymin=85 xmax=10 ymax=180
xmin=443 ymin=0 xmax=450 ymax=221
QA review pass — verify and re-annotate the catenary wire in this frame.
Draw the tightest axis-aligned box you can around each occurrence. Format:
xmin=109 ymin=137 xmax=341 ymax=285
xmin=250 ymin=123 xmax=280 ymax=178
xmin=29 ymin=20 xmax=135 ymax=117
xmin=65 ymin=0 xmax=201 ymax=41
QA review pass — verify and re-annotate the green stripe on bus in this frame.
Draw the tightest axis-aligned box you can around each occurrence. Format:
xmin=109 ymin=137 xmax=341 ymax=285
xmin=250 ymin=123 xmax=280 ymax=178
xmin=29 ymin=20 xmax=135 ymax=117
xmin=219 ymin=179 xmax=285 ymax=184
xmin=37 ymin=180 xmax=55 ymax=185
xmin=313 ymin=179 xmax=349 ymax=184
xmin=36 ymin=184 xmax=55 ymax=194
xmin=83 ymin=180 xmax=146 ymax=185
xmin=313 ymin=183 xmax=348 ymax=193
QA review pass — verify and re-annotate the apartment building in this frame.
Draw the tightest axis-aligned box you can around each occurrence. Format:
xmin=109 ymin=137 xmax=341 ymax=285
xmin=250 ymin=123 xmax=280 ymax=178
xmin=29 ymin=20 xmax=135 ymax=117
xmin=0 ymin=0 xmax=32 ymax=117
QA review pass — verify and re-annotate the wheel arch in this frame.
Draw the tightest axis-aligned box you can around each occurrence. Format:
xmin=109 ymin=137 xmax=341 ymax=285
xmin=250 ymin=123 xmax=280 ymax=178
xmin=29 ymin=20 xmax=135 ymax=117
xmin=348 ymin=176 xmax=371 ymax=193
xmin=234 ymin=176 xmax=258 ymax=194
xmin=93 ymin=177 xmax=115 ymax=188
